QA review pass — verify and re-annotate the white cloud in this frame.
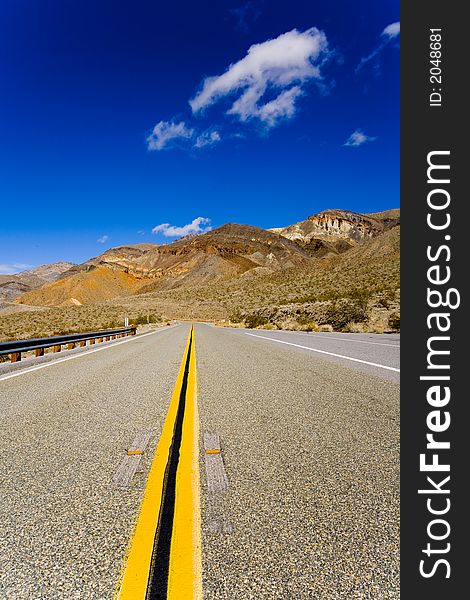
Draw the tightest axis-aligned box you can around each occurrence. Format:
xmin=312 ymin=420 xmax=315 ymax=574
xmin=194 ymin=130 xmax=221 ymax=148
xmin=0 ymin=263 xmax=32 ymax=275
xmin=356 ymin=21 xmax=400 ymax=73
xmin=147 ymin=120 xmax=222 ymax=151
xmin=97 ymin=235 xmax=109 ymax=244
xmin=382 ymin=22 xmax=400 ymax=38
xmin=344 ymin=129 xmax=377 ymax=147
xmin=152 ymin=217 xmax=212 ymax=238
xmin=189 ymin=27 xmax=330 ymax=128
xmin=147 ymin=120 xmax=194 ymax=151
xmin=257 ymin=86 xmax=303 ymax=127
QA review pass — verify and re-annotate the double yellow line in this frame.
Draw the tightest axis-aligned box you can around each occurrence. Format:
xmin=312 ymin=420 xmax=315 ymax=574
xmin=114 ymin=325 xmax=202 ymax=600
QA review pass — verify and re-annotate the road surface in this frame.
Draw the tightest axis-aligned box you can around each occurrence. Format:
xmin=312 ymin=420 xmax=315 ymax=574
xmin=0 ymin=324 xmax=399 ymax=599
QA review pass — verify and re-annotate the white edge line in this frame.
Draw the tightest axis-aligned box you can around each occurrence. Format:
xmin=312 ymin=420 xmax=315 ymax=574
xmin=0 ymin=326 xmax=178 ymax=382
xmin=211 ymin=325 xmax=399 ymax=348
xmin=291 ymin=332 xmax=400 ymax=348
xmin=245 ymin=332 xmax=400 ymax=373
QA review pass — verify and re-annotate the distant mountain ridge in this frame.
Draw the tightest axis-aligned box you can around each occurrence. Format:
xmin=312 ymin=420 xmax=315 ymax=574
xmin=16 ymin=224 xmax=311 ymax=306
xmin=14 ymin=209 xmax=399 ymax=308
xmin=0 ymin=262 xmax=74 ymax=303
xmin=20 ymin=262 xmax=76 ymax=282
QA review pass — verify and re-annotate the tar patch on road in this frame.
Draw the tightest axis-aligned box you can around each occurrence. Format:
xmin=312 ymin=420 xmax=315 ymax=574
xmin=203 ymin=432 xmax=232 ymax=534
xmin=113 ymin=430 xmax=153 ymax=488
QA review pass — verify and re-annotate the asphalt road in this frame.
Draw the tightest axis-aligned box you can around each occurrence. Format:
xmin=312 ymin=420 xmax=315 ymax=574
xmin=217 ymin=327 xmax=400 ymax=382
xmin=0 ymin=325 xmax=191 ymax=599
xmin=0 ymin=324 xmax=399 ymax=599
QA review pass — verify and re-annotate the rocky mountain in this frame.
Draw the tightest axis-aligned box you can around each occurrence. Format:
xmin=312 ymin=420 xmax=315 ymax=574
xmin=17 ymin=224 xmax=311 ymax=307
xmin=269 ymin=209 xmax=399 ymax=256
xmin=0 ymin=262 xmax=75 ymax=302
xmin=5 ymin=209 xmax=401 ymax=333
xmin=0 ymin=276 xmax=35 ymax=302
xmin=16 ymin=266 xmax=144 ymax=307
xmin=20 ymin=262 xmax=75 ymax=282
xmin=14 ymin=210 xmax=400 ymax=316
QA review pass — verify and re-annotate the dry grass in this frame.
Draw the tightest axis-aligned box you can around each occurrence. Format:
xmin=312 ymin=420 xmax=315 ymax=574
xmin=0 ymin=304 xmax=168 ymax=341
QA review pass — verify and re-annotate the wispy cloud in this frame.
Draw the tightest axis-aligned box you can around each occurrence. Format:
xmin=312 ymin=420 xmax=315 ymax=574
xmin=382 ymin=22 xmax=400 ymax=38
xmin=194 ymin=130 xmax=221 ymax=148
xmin=343 ymin=129 xmax=376 ymax=147
xmin=147 ymin=121 xmax=194 ymax=151
xmin=146 ymin=120 xmax=221 ymax=152
xmin=356 ymin=21 xmax=400 ymax=73
xmin=152 ymin=217 xmax=212 ymax=238
xmin=257 ymin=86 xmax=303 ymax=127
xmin=97 ymin=234 xmax=109 ymax=244
xmin=0 ymin=263 xmax=33 ymax=275
xmin=190 ymin=28 xmax=330 ymax=128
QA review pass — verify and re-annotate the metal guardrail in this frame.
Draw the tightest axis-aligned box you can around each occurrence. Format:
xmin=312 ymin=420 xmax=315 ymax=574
xmin=0 ymin=327 xmax=137 ymax=362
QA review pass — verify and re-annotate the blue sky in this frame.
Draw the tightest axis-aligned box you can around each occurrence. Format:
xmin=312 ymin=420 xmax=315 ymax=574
xmin=0 ymin=0 xmax=399 ymax=272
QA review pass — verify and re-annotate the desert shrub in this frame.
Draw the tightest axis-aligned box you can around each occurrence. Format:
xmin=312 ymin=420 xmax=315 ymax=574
xmin=375 ymin=287 xmax=397 ymax=309
xmin=300 ymin=321 xmax=319 ymax=332
xmin=287 ymin=293 xmax=319 ymax=304
xmin=318 ymin=324 xmax=334 ymax=332
xmin=324 ymin=299 xmax=368 ymax=330
xmin=319 ymin=289 xmax=342 ymax=302
xmin=105 ymin=319 xmax=119 ymax=329
xmin=130 ymin=312 xmax=160 ymax=326
xmin=343 ymin=322 xmax=366 ymax=333
xmin=347 ymin=288 xmax=372 ymax=309
xmin=228 ymin=310 xmax=243 ymax=323
xmin=244 ymin=314 xmax=269 ymax=329
xmin=130 ymin=314 xmax=146 ymax=326
xmin=388 ymin=312 xmax=400 ymax=331
xmin=276 ymin=318 xmax=302 ymax=331
xmin=295 ymin=315 xmax=319 ymax=332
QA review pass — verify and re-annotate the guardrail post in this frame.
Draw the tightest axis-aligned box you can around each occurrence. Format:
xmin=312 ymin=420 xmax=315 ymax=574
xmin=35 ymin=348 xmax=44 ymax=357
xmin=10 ymin=352 xmax=21 ymax=362
xmin=53 ymin=345 xmax=61 ymax=353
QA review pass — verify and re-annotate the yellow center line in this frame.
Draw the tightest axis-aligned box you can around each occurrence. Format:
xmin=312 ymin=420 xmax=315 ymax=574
xmin=167 ymin=325 xmax=202 ymax=600
xmin=114 ymin=325 xmax=201 ymax=599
